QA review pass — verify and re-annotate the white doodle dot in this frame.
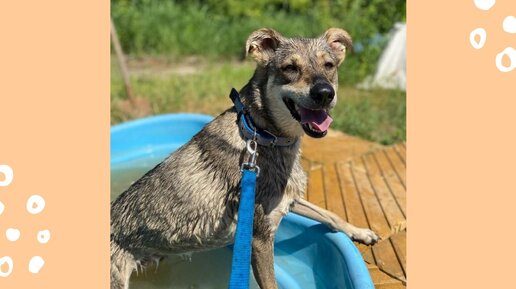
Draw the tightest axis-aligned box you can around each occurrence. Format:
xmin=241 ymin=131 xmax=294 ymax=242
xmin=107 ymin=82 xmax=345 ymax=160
xmin=37 ymin=230 xmax=51 ymax=244
xmin=0 ymin=256 xmax=13 ymax=277
xmin=503 ymin=16 xmax=516 ymax=34
xmin=26 ymin=195 xmax=46 ymax=214
xmin=0 ymin=165 xmax=14 ymax=187
xmin=28 ymin=256 xmax=45 ymax=274
xmin=495 ymin=47 xmax=516 ymax=72
xmin=5 ymin=228 xmax=21 ymax=242
xmin=0 ymin=201 xmax=4 ymax=215
xmin=470 ymin=28 xmax=487 ymax=49
xmin=474 ymin=0 xmax=496 ymax=11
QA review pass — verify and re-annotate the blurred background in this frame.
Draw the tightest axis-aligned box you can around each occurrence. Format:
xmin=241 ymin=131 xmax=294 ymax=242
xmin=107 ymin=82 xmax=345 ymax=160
xmin=111 ymin=0 xmax=406 ymax=145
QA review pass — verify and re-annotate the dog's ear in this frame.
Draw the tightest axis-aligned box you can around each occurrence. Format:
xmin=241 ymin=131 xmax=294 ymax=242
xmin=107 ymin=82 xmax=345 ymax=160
xmin=246 ymin=28 xmax=284 ymax=65
xmin=322 ymin=28 xmax=352 ymax=65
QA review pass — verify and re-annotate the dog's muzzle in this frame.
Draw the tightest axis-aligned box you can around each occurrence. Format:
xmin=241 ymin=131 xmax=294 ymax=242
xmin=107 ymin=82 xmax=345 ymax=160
xmin=283 ymin=96 xmax=334 ymax=139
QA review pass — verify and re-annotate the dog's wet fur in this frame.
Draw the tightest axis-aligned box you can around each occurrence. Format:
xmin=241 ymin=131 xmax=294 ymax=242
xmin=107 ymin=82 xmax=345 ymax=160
xmin=111 ymin=28 xmax=379 ymax=289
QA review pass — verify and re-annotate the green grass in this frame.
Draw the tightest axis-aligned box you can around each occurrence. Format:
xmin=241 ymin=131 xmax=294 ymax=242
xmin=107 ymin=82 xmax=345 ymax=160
xmin=112 ymin=0 xmax=406 ymax=85
xmin=111 ymin=57 xmax=405 ymax=145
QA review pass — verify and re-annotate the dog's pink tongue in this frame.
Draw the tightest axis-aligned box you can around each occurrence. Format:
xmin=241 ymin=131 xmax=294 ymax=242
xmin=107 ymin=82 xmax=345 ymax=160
xmin=298 ymin=107 xmax=333 ymax=131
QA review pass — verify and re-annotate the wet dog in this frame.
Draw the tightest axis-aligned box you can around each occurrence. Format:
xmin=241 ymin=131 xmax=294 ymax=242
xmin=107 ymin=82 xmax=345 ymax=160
xmin=111 ymin=28 xmax=379 ymax=289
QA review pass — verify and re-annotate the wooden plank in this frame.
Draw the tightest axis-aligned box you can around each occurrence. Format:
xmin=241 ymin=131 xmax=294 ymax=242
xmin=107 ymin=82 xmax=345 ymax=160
xmin=322 ymin=163 xmax=347 ymax=220
xmin=302 ymin=140 xmax=408 ymax=288
xmin=362 ymin=154 xmax=406 ymax=228
xmin=367 ymin=264 xmax=406 ymax=288
xmin=390 ymin=231 xmax=407 ymax=276
xmin=373 ymin=152 xmax=407 ymax=216
xmin=301 ymin=130 xmax=382 ymax=163
xmin=372 ymin=238 xmax=406 ymax=281
xmin=374 ymin=149 xmax=405 ymax=189
xmin=393 ymin=143 xmax=406 ymax=165
xmin=336 ymin=162 xmax=370 ymax=230
xmin=367 ymin=264 xmax=398 ymax=284
xmin=350 ymin=159 xmax=405 ymax=281
xmin=376 ymin=283 xmax=406 ymax=289
xmin=349 ymin=159 xmax=391 ymax=238
xmin=306 ymin=163 xmax=325 ymax=208
xmin=384 ymin=147 xmax=406 ymax=188
xmin=361 ymin=246 xmax=375 ymax=264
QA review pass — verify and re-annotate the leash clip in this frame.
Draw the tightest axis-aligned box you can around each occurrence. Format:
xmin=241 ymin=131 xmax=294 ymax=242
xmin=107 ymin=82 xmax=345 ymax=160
xmin=241 ymin=137 xmax=260 ymax=177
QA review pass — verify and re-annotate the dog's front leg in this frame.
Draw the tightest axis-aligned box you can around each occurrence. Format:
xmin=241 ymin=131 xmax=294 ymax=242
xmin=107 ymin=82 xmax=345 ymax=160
xmin=291 ymin=198 xmax=379 ymax=245
xmin=251 ymin=236 xmax=278 ymax=289
xmin=250 ymin=208 xmax=282 ymax=289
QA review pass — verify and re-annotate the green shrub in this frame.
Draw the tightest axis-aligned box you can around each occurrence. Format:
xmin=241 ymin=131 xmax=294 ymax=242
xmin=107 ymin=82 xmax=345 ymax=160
xmin=111 ymin=0 xmax=405 ymax=84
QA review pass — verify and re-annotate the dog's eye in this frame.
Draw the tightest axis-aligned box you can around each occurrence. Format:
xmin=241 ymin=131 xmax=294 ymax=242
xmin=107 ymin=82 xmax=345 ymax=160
xmin=282 ymin=64 xmax=298 ymax=73
xmin=325 ymin=62 xmax=335 ymax=69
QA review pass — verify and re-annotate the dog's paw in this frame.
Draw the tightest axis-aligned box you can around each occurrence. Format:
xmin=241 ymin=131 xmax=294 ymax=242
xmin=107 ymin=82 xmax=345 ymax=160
xmin=348 ymin=228 xmax=379 ymax=245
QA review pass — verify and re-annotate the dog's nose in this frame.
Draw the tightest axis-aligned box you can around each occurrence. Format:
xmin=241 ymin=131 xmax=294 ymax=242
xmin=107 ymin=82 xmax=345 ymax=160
xmin=310 ymin=83 xmax=335 ymax=106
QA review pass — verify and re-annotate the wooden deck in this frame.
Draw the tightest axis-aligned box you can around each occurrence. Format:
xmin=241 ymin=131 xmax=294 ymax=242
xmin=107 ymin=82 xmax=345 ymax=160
xmin=301 ymin=131 xmax=407 ymax=288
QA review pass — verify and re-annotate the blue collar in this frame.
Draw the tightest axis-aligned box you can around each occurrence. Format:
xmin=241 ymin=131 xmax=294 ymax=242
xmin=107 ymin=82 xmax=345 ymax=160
xmin=229 ymin=88 xmax=298 ymax=147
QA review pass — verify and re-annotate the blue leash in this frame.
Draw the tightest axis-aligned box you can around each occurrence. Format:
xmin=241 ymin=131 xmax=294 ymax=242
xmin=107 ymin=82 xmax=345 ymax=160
xmin=228 ymin=168 xmax=257 ymax=289
xmin=228 ymin=89 xmax=262 ymax=289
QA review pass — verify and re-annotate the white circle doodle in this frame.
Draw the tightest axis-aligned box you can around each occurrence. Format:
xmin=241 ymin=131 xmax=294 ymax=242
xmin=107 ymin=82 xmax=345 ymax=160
xmin=28 ymin=256 xmax=45 ymax=274
xmin=474 ymin=0 xmax=496 ymax=11
xmin=5 ymin=228 xmax=21 ymax=242
xmin=470 ymin=28 xmax=487 ymax=49
xmin=495 ymin=47 xmax=516 ymax=72
xmin=0 ymin=165 xmax=14 ymax=187
xmin=37 ymin=230 xmax=51 ymax=244
xmin=26 ymin=195 xmax=46 ymax=214
xmin=503 ymin=16 xmax=516 ymax=34
xmin=0 ymin=256 xmax=13 ymax=277
xmin=0 ymin=201 xmax=4 ymax=215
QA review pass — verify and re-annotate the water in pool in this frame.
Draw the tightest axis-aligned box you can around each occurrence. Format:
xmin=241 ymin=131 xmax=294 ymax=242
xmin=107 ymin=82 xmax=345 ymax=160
xmin=111 ymin=166 xmax=261 ymax=289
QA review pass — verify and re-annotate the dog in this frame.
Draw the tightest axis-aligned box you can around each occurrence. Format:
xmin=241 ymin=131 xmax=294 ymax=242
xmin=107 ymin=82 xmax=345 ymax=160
xmin=111 ymin=28 xmax=379 ymax=289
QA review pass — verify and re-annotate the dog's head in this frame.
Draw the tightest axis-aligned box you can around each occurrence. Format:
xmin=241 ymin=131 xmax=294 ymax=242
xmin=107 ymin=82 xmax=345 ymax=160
xmin=246 ymin=28 xmax=352 ymax=138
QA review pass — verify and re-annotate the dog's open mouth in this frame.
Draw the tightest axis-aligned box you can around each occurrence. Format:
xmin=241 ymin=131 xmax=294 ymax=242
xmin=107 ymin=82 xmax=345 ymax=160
xmin=283 ymin=98 xmax=333 ymax=138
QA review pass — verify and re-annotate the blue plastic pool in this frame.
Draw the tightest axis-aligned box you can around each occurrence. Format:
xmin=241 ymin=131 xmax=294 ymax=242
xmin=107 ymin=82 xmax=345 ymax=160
xmin=111 ymin=113 xmax=374 ymax=289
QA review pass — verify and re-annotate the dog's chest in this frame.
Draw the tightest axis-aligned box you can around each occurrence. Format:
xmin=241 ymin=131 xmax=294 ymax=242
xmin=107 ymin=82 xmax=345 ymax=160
xmin=255 ymin=148 xmax=306 ymax=212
